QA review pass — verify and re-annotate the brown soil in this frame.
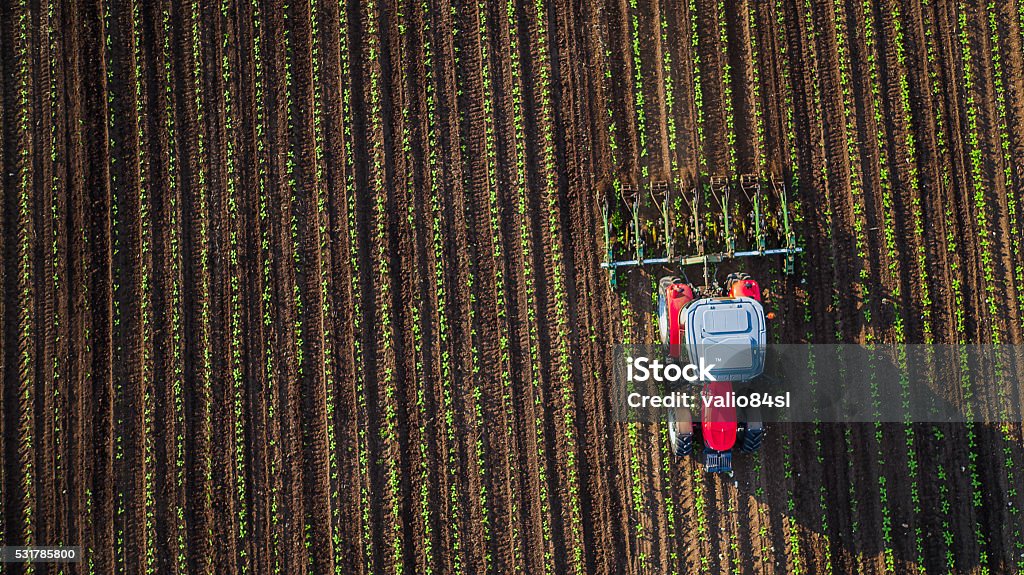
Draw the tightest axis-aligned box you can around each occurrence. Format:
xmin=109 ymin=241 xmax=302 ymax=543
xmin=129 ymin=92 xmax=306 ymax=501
xmin=1 ymin=0 xmax=1023 ymax=573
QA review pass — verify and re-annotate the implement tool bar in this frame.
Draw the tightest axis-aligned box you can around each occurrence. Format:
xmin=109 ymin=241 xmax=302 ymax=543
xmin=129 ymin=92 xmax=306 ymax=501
xmin=600 ymin=247 xmax=803 ymax=270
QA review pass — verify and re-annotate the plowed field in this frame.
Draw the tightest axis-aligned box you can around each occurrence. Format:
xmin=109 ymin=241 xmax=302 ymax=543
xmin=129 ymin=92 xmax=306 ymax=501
xmin=2 ymin=0 xmax=1024 ymax=573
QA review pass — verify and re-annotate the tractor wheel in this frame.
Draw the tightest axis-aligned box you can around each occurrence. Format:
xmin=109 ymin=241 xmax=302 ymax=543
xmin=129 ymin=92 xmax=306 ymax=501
xmin=657 ymin=276 xmax=682 ymax=348
xmin=739 ymin=427 xmax=763 ymax=453
xmin=667 ymin=407 xmax=694 ymax=457
xmin=725 ymin=272 xmax=752 ymax=293
xmin=738 ymin=404 xmax=763 ymax=453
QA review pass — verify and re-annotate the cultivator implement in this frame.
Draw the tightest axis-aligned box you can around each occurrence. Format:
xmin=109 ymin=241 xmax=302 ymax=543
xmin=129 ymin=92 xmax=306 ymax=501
xmin=599 ymin=174 xmax=801 ymax=287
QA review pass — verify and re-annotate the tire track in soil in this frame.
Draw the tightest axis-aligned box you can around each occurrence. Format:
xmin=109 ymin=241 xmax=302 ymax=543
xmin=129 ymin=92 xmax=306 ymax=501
xmin=441 ymin=1 xmax=493 ymax=571
xmin=284 ymin=0 xmax=336 ymax=571
xmin=400 ymin=2 xmax=449 ymax=572
xmin=387 ymin=2 xmax=440 ymax=573
xmin=455 ymin=0 xmax=522 ymax=570
xmin=492 ymin=0 xmax=565 ymax=572
xmin=588 ymin=4 xmax=642 ymax=573
xmin=207 ymin=3 xmax=240 ymax=572
xmin=415 ymin=2 xmax=469 ymax=572
xmin=324 ymin=0 xmax=370 ymax=570
xmin=550 ymin=0 xmax=620 ymax=569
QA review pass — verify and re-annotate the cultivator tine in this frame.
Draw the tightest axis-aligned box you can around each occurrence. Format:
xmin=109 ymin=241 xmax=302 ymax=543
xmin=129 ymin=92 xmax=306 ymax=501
xmin=771 ymin=176 xmax=798 ymax=274
xmin=741 ymin=174 xmax=766 ymax=252
xmin=687 ymin=181 xmax=704 ymax=257
xmin=599 ymin=188 xmax=617 ymax=287
xmin=621 ymin=184 xmax=643 ymax=263
xmin=710 ymin=175 xmax=734 ymax=256
xmin=651 ymin=181 xmax=673 ymax=258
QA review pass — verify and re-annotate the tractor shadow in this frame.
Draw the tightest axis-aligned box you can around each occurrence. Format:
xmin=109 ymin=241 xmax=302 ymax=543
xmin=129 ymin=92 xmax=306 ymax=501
xmin=702 ymin=420 xmax=1022 ymax=574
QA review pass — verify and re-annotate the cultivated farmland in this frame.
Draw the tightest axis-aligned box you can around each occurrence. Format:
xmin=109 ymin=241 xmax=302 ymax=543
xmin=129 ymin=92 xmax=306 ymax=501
xmin=1 ymin=0 xmax=1024 ymax=573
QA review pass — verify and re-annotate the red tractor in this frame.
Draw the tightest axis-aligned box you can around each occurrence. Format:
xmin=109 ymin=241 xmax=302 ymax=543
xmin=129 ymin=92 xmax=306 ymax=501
xmin=599 ymin=175 xmax=800 ymax=473
xmin=658 ymin=273 xmax=766 ymax=474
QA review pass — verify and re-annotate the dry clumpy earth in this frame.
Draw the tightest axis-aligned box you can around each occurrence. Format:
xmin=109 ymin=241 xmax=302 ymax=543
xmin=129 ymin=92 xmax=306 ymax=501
xmin=1 ymin=0 xmax=1024 ymax=573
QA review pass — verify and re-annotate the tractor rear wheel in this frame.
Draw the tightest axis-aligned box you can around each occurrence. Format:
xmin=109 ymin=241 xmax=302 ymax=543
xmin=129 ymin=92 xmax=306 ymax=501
xmin=740 ymin=428 xmax=763 ymax=453
xmin=738 ymin=404 xmax=763 ymax=453
xmin=667 ymin=407 xmax=694 ymax=457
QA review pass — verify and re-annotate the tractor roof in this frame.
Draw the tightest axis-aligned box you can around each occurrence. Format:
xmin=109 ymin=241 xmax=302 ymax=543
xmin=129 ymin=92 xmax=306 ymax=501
xmin=684 ymin=297 xmax=766 ymax=382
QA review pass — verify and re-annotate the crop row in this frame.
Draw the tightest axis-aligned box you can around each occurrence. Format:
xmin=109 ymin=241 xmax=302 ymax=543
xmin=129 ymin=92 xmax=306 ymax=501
xmin=503 ymin=0 xmax=559 ymax=570
xmin=426 ymin=3 xmax=467 ymax=571
xmin=829 ymin=1 xmax=876 ymax=569
xmin=859 ymin=1 xmax=919 ymax=568
xmin=779 ymin=0 xmax=816 ymax=569
xmin=622 ymin=0 xmax=655 ymax=567
xmin=14 ymin=0 xmax=35 ymax=560
xmin=397 ymin=4 xmax=434 ymax=573
xmin=103 ymin=1 xmax=125 ymax=570
xmin=530 ymin=0 xmax=585 ymax=564
xmin=920 ymin=0 xmax=963 ymax=567
xmin=881 ymin=0 xmax=942 ymax=568
xmin=983 ymin=3 xmax=1024 ymax=566
xmin=715 ymin=0 xmax=736 ymax=176
xmin=306 ymin=0 xmax=345 ymax=571
xmin=988 ymin=4 xmax=1024 ymax=567
xmin=160 ymin=2 xmax=190 ymax=569
xmin=406 ymin=4 xmax=439 ymax=573
xmin=127 ymin=0 xmax=158 ymax=570
xmin=249 ymin=0 xmax=286 ymax=570
xmin=656 ymin=10 xmax=682 ymax=568
xmin=220 ymin=0 xmax=250 ymax=570
xmin=955 ymin=4 xmax=994 ymax=570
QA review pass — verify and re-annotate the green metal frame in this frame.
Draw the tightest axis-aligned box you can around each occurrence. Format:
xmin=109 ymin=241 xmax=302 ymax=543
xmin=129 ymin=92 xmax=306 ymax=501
xmin=599 ymin=174 xmax=802 ymax=286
